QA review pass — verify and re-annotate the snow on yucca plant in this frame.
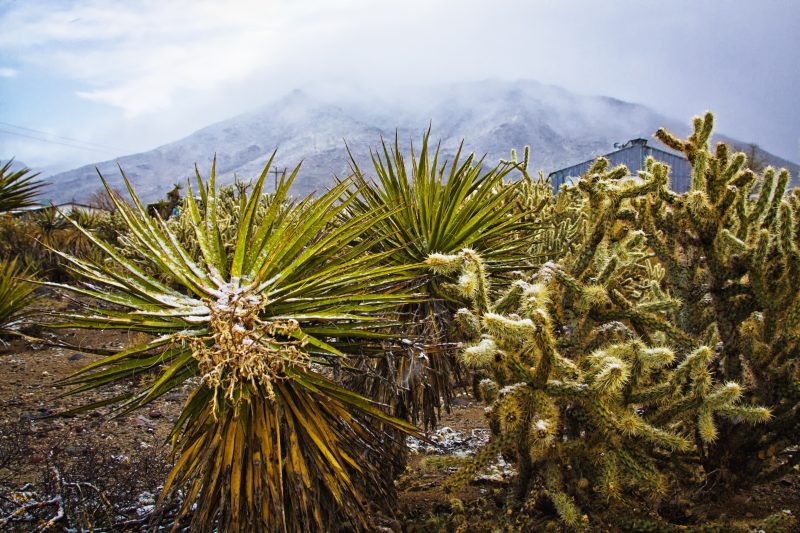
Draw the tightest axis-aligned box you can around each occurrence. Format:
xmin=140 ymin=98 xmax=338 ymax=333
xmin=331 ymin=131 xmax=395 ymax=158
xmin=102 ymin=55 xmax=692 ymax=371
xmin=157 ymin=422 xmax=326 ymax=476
xmin=45 ymin=155 xmax=420 ymax=532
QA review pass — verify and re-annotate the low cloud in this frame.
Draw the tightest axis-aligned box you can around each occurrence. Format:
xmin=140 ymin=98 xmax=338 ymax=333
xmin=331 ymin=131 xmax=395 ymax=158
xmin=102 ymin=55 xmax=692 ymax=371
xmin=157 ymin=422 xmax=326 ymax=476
xmin=0 ymin=0 xmax=797 ymax=162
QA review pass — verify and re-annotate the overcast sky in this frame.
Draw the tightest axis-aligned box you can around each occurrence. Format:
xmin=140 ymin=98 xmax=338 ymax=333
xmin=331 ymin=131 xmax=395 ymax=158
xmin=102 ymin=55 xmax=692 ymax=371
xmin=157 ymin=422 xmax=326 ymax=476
xmin=1 ymin=0 xmax=798 ymax=172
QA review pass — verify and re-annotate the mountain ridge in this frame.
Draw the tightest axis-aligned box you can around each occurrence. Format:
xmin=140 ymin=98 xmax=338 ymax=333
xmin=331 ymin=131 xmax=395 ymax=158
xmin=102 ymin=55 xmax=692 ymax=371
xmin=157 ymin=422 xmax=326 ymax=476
xmin=44 ymin=80 xmax=799 ymax=203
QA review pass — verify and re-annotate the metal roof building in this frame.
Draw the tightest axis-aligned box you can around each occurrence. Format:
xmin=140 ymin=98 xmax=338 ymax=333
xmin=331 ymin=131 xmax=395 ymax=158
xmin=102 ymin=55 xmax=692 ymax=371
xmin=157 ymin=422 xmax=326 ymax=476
xmin=548 ymin=138 xmax=691 ymax=193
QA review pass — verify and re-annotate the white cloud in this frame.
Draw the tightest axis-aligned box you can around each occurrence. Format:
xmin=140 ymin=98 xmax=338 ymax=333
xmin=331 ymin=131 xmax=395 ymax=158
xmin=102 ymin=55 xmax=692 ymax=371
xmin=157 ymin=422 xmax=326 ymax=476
xmin=0 ymin=67 xmax=17 ymax=78
xmin=0 ymin=0 xmax=370 ymax=117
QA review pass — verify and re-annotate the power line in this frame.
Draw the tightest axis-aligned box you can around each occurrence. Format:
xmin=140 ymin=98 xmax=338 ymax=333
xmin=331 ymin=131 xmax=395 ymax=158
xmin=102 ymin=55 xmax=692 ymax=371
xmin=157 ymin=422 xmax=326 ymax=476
xmin=0 ymin=127 xmax=119 ymax=155
xmin=0 ymin=121 xmax=126 ymax=152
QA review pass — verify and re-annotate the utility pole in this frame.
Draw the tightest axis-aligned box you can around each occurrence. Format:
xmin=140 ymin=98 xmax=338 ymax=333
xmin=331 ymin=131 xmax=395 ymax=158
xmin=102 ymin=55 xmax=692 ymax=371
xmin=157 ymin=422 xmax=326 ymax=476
xmin=271 ymin=166 xmax=287 ymax=192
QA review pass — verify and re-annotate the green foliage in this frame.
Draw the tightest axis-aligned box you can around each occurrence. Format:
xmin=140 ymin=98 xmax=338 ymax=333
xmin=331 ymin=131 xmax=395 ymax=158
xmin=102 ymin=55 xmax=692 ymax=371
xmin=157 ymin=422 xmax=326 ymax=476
xmin=0 ymin=258 xmax=36 ymax=337
xmin=45 ymin=157 xmax=422 ymax=532
xmin=112 ymin=179 xmax=300 ymax=289
xmin=167 ymin=178 xmax=299 ymax=272
xmin=345 ymin=130 xmax=525 ymax=271
xmin=0 ymin=160 xmax=44 ymax=212
xmin=343 ymin=131 xmax=529 ymax=428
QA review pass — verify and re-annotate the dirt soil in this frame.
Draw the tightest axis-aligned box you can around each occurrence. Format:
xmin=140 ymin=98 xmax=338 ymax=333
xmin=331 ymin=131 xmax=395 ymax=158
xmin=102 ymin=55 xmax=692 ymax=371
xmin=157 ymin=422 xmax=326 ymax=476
xmin=1 ymin=293 xmax=798 ymax=532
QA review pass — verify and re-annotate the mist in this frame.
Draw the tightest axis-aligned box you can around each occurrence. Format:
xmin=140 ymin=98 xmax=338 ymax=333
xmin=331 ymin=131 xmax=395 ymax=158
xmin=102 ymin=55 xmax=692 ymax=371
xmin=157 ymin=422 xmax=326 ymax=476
xmin=1 ymin=0 xmax=798 ymax=173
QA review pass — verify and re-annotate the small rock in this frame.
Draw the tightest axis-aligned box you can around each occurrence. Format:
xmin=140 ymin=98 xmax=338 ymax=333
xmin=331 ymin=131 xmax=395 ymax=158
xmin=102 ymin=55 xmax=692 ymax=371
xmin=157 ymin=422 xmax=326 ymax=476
xmin=30 ymin=453 xmax=45 ymax=464
xmin=148 ymin=410 xmax=162 ymax=419
xmin=68 ymin=353 xmax=83 ymax=361
xmin=136 ymin=504 xmax=155 ymax=516
xmin=137 ymin=491 xmax=155 ymax=505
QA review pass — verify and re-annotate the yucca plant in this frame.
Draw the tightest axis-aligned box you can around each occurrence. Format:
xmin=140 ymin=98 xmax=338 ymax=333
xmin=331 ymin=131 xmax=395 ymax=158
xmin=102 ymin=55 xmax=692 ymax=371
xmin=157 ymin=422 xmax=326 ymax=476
xmin=0 ymin=258 xmax=37 ymax=338
xmin=0 ymin=160 xmax=42 ymax=335
xmin=44 ymin=157 xmax=421 ymax=532
xmin=343 ymin=131 xmax=529 ymax=427
xmin=0 ymin=159 xmax=44 ymax=212
xmin=116 ymin=180 xmax=302 ymax=288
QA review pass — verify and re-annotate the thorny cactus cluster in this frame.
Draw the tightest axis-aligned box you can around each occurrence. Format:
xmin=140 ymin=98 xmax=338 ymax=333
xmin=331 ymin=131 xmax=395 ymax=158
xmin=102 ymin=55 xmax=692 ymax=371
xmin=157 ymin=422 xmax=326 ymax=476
xmin=429 ymin=250 xmax=769 ymax=529
xmin=428 ymin=114 xmax=798 ymax=528
xmin=646 ymin=115 xmax=800 ymax=483
xmin=501 ymin=146 xmax=584 ymax=263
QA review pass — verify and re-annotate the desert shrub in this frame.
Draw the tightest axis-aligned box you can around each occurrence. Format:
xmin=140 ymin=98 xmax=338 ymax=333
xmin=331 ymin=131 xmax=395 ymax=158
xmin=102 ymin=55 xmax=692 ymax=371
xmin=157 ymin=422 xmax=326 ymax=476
xmin=0 ymin=214 xmax=38 ymax=265
xmin=43 ymin=159 xmax=421 ymax=532
xmin=0 ymin=206 xmax=116 ymax=281
xmin=430 ymin=114 xmax=798 ymax=529
xmin=87 ymin=186 xmax=126 ymax=213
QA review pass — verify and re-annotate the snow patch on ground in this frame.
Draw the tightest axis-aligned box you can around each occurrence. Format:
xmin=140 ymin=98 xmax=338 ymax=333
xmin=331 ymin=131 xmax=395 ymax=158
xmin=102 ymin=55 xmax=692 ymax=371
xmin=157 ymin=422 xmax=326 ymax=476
xmin=407 ymin=426 xmax=515 ymax=483
xmin=407 ymin=426 xmax=490 ymax=456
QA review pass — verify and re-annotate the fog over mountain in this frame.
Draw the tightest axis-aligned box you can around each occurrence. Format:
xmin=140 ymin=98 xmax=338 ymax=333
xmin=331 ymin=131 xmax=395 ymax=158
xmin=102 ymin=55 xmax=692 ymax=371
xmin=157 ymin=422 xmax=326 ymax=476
xmin=43 ymin=80 xmax=799 ymax=203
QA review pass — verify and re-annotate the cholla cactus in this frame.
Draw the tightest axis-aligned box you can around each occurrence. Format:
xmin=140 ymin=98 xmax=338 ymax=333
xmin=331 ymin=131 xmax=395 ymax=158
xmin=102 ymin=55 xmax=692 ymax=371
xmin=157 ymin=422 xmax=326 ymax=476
xmin=640 ymin=113 xmax=800 ymax=485
xmin=427 ymin=129 xmax=778 ymax=526
xmin=502 ymin=146 xmax=585 ymax=263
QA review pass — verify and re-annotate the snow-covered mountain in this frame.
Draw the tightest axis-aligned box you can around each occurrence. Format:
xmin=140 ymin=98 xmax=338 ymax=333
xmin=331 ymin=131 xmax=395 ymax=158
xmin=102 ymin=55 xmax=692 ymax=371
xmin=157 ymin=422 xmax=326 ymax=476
xmin=44 ymin=80 xmax=799 ymax=203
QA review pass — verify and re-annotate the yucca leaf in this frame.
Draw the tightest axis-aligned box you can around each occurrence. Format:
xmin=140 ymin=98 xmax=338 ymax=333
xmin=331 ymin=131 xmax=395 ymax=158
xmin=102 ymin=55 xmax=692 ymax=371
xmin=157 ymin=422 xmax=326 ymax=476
xmin=231 ymin=151 xmax=274 ymax=277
